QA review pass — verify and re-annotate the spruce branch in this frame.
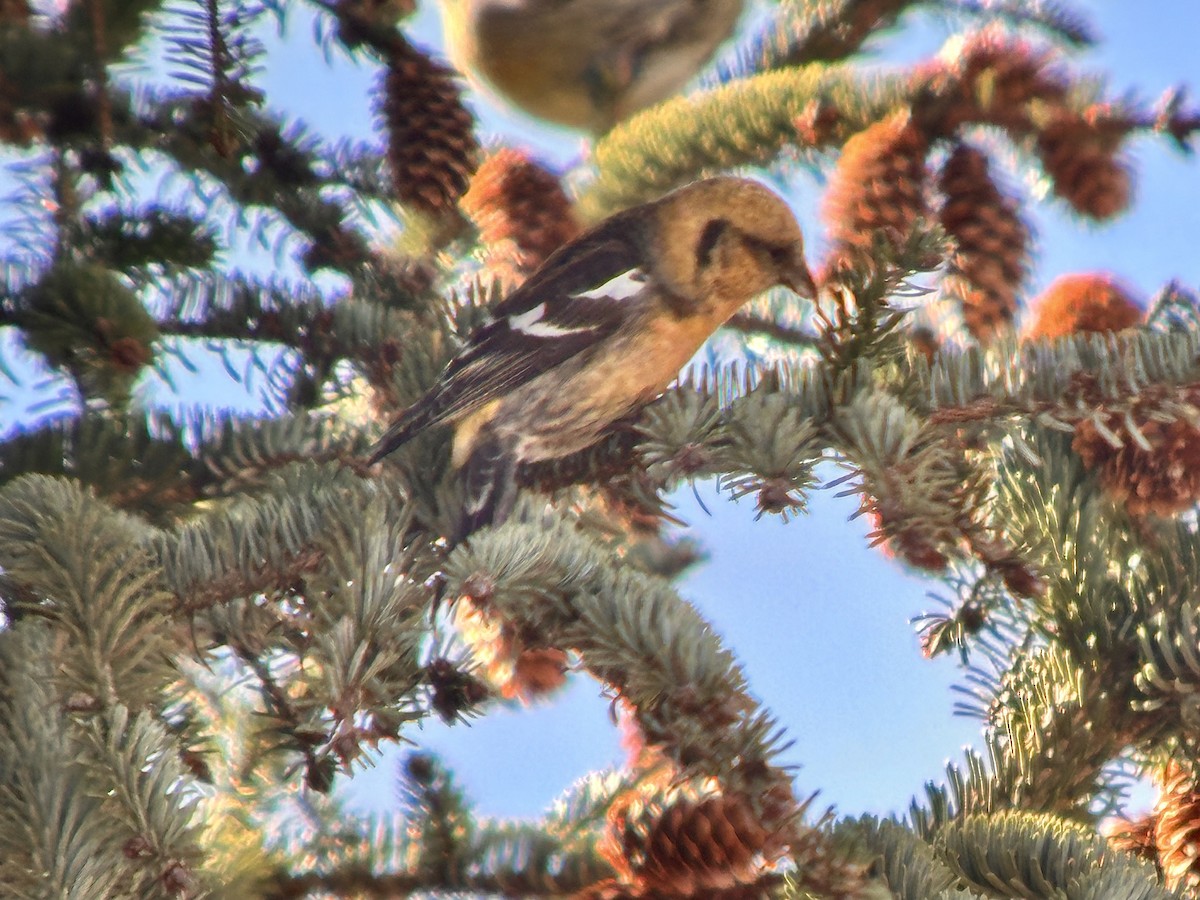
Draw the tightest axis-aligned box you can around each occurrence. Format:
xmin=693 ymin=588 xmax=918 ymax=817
xmin=834 ymin=815 xmax=969 ymax=899
xmin=119 ymin=91 xmax=380 ymax=274
xmin=929 ymin=0 xmax=1097 ymax=48
xmin=226 ymin=637 xmax=335 ymax=794
xmin=162 ymin=0 xmax=267 ymax=158
xmin=0 ymin=475 xmax=175 ymax=710
xmin=149 ymin=463 xmax=363 ymax=612
xmin=0 ymin=627 xmax=131 ymax=899
xmin=75 ymin=705 xmax=206 ymax=897
xmin=985 ymin=643 xmax=1134 ymax=816
xmin=756 ymin=0 xmax=917 ymax=70
xmin=725 ymin=311 xmax=819 ymax=349
xmin=0 ymin=412 xmax=200 ymax=520
xmin=579 ymin=66 xmax=911 ymax=220
xmin=444 ymin=516 xmax=821 ymax=867
xmin=938 ymin=810 xmax=1167 ymax=897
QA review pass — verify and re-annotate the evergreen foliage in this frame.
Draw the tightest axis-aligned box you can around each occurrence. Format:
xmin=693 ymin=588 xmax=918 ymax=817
xmin=1 ymin=0 xmax=1199 ymax=897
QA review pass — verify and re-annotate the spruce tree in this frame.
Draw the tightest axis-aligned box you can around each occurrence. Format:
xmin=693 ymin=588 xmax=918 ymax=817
xmin=1 ymin=1 xmax=1200 ymax=897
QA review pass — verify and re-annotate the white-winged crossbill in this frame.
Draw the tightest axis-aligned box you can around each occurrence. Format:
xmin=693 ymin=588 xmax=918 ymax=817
xmin=370 ymin=176 xmax=815 ymax=539
xmin=440 ymin=0 xmax=745 ymax=132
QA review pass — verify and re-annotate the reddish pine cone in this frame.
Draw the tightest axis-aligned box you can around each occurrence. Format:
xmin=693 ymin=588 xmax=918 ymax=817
xmin=1073 ymin=384 xmax=1200 ymax=517
xmin=1036 ymin=109 xmax=1132 ymax=220
xmin=925 ymin=28 xmax=1067 ymax=135
xmin=378 ymin=40 xmax=478 ymax=216
xmin=574 ymin=878 xmax=771 ymax=899
xmin=1027 ymin=272 xmax=1142 ymax=339
xmin=822 ymin=111 xmax=930 ymax=271
xmin=866 ymin=505 xmax=950 ymax=573
xmin=461 ymin=148 xmax=580 ymax=277
xmin=452 ymin=594 xmax=567 ymax=702
xmin=1104 ymin=814 xmax=1158 ymax=865
xmin=634 ymin=795 xmax=777 ymax=897
xmin=1156 ymin=761 xmax=1200 ymax=891
xmin=938 ymin=144 xmax=1029 ymax=342
xmin=509 ymin=647 xmax=569 ymax=700
xmin=794 ymin=98 xmax=843 ymax=147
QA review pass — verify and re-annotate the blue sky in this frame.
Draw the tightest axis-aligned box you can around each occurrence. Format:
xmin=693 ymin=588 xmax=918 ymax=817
xmin=3 ymin=1 xmax=1199 ymax=827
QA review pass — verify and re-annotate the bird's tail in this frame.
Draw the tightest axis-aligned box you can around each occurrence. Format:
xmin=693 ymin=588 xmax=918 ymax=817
xmin=366 ymin=403 xmax=435 ymax=466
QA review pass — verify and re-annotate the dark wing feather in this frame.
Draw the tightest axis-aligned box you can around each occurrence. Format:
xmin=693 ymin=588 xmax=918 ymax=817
xmin=490 ymin=208 xmax=646 ymax=317
xmin=367 ymin=217 xmax=648 ymax=464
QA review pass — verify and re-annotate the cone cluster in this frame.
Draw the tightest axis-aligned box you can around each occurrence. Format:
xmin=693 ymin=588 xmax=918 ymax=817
xmin=378 ymin=40 xmax=477 ymax=216
xmin=938 ymin=143 xmax=1029 ymax=342
xmin=821 ymin=111 xmax=929 ymax=273
xmin=461 ymin=148 xmax=580 ymax=282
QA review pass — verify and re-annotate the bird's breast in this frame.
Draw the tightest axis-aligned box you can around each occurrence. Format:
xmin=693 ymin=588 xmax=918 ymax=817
xmin=488 ymin=310 xmax=724 ymax=464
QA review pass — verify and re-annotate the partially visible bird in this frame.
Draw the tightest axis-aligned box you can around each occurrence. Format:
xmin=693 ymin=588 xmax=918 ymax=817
xmin=440 ymin=0 xmax=745 ymax=133
xmin=368 ymin=176 xmax=816 ymax=540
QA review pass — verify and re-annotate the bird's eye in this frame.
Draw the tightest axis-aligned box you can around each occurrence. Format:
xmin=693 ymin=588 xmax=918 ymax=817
xmin=767 ymin=245 xmax=792 ymax=266
xmin=696 ymin=218 xmax=728 ymax=267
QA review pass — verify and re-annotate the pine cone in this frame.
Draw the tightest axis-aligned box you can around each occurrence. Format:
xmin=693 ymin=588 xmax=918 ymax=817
xmin=938 ymin=144 xmax=1029 ymax=343
xmin=926 ymin=28 xmax=1067 ymax=135
xmin=1036 ymin=109 xmax=1132 ymax=220
xmin=822 ymin=111 xmax=930 ymax=274
xmin=633 ymin=795 xmax=779 ymax=897
xmin=574 ymin=878 xmax=773 ymax=899
xmin=452 ymin=595 xmax=568 ymax=702
xmin=378 ymin=40 xmax=478 ymax=216
xmin=1156 ymin=761 xmax=1200 ymax=891
xmin=794 ymin=98 xmax=843 ymax=147
xmin=866 ymin=506 xmax=949 ymax=573
xmin=461 ymin=148 xmax=580 ymax=282
xmin=1073 ymin=384 xmax=1200 ymax=517
xmin=1104 ymin=813 xmax=1159 ymax=865
xmin=1027 ymin=272 xmax=1142 ymax=339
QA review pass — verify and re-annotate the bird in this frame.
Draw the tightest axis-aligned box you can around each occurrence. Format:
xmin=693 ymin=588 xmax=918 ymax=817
xmin=440 ymin=0 xmax=745 ymax=133
xmin=368 ymin=176 xmax=817 ymax=541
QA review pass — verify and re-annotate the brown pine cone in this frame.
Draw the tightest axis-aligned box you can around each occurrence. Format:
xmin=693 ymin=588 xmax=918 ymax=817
xmin=1155 ymin=761 xmax=1200 ymax=891
xmin=574 ymin=877 xmax=774 ymax=899
xmin=1073 ymin=384 xmax=1200 ymax=517
xmin=461 ymin=148 xmax=580 ymax=281
xmin=378 ymin=39 xmax=478 ymax=216
xmin=866 ymin=506 xmax=949 ymax=573
xmin=938 ymin=144 xmax=1029 ymax=343
xmin=452 ymin=595 xmax=568 ymax=702
xmin=822 ymin=111 xmax=930 ymax=273
xmin=633 ymin=795 xmax=778 ymax=897
xmin=1026 ymin=272 xmax=1142 ymax=339
xmin=1036 ymin=109 xmax=1132 ymax=220
xmin=1104 ymin=813 xmax=1159 ymax=865
xmin=925 ymin=28 xmax=1067 ymax=135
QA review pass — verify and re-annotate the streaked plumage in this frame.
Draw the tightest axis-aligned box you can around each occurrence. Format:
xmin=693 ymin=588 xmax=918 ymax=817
xmin=442 ymin=0 xmax=745 ymax=132
xmin=369 ymin=176 xmax=815 ymax=540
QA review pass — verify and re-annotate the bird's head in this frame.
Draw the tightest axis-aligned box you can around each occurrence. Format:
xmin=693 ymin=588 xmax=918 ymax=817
xmin=651 ymin=177 xmax=817 ymax=311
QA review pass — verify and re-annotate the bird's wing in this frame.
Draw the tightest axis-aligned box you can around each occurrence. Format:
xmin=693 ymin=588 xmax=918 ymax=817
xmin=368 ymin=218 xmax=650 ymax=463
